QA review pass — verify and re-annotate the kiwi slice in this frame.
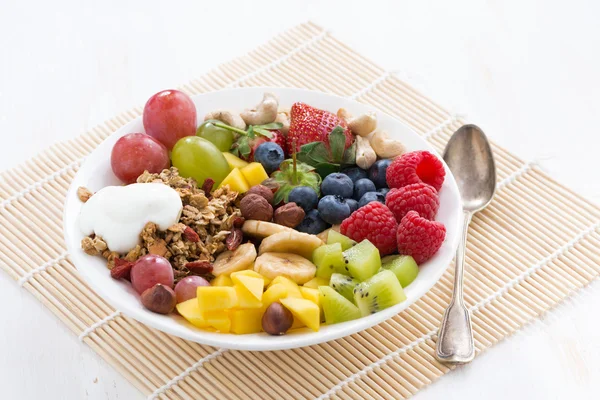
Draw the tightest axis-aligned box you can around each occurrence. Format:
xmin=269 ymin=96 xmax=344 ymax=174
xmin=381 ymin=255 xmax=419 ymax=288
xmin=318 ymin=286 xmax=361 ymax=324
xmin=329 ymin=273 xmax=359 ymax=303
xmin=354 ymin=270 xmax=406 ymax=316
xmin=327 ymin=230 xmax=357 ymax=251
xmin=313 ymin=243 xmax=346 ymax=280
xmin=342 ymin=240 xmax=381 ymax=281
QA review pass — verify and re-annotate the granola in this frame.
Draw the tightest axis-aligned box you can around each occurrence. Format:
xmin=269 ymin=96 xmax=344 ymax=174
xmin=81 ymin=167 xmax=241 ymax=282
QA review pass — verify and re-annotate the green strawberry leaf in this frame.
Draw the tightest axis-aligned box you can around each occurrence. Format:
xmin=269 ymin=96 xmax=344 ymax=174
xmin=342 ymin=140 xmax=357 ymax=165
xmin=238 ymin=139 xmax=251 ymax=158
xmin=315 ymin=162 xmax=341 ymax=178
xmin=273 ymin=187 xmax=287 ymax=205
xmin=253 ymin=127 xmax=274 ymax=138
xmin=299 ymin=141 xmax=330 ymax=165
xmin=329 ymin=126 xmax=346 ymax=163
xmin=256 ymin=122 xmax=283 ymax=130
xmin=247 ymin=125 xmax=255 ymax=138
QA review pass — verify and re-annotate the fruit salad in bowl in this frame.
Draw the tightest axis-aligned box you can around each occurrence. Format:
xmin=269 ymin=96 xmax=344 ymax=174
xmin=63 ymin=87 xmax=462 ymax=350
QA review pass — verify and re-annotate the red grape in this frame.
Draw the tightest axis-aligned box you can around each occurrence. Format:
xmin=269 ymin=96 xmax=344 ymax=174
xmin=111 ymin=133 xmax=170 ymax=184
xmin=143 ymin=89 xmax=197 ymax=150
xmin=174 ymin=276 xmax=210 ymax=303
xmin=130 ymin=255 xmax=174 ymax=295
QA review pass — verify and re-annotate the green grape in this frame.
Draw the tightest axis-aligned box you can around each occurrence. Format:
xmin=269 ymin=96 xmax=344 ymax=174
xmin=171 ymin=136 xmax=230 ymax=187
xmin=196 ymin=120 xmax=234 ymax=152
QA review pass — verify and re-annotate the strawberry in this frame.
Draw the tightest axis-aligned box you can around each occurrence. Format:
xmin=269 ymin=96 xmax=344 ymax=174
xmin=287 ymin=102 xmax=353 ymax=155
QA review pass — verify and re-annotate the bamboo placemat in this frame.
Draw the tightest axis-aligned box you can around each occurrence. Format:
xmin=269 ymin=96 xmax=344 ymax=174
xmin=1 ymin=22 xmax=599 ymax=399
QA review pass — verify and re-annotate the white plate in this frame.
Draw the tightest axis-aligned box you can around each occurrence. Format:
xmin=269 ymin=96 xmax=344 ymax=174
xmin=64 ymin=87 xmax=462 ymax=351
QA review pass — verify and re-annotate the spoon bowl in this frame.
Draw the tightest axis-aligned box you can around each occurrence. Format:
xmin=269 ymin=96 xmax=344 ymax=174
xmin=443 ymin=125 xmax=496 ymax=212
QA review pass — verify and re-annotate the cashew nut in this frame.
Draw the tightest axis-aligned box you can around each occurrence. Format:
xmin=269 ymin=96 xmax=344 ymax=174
xmin=204 ymin=111 xmax=246 ymax=130
xmin=274 ymin=109 xmax=290 ymax=135
xmin=369 ymin=130 xmax=406 ymax=159
xmin=337 ymin=108 xmax=377 ymax=137
xmin=355 ymin=135 xmax=377 ymax=169
xmin=240 ymin=92 xmax=279 ymax=125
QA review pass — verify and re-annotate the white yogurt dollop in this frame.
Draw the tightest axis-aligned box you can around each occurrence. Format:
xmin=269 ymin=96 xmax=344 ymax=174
xmin=79 ymin=183 xmax=183 ymax=254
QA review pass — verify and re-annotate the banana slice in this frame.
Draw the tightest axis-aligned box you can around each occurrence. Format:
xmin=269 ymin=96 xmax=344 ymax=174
xmin=258 ymin=230 xmax=323 ymax=259
xmin=241 ymin=220 xmax=295 ymax=238
xmin=254 ymin=252 xmax=317 ymax=284
xmin=212 ymin=243 xmax=257 ymax=276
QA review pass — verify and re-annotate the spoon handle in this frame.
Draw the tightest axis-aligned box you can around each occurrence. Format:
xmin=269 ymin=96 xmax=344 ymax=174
xmin=435 ymin=211 xmax=475 ymax=363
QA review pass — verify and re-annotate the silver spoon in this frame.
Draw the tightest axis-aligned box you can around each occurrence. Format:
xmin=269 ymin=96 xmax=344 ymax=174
xmin=435 ymin=124 xmax=496 ymax=364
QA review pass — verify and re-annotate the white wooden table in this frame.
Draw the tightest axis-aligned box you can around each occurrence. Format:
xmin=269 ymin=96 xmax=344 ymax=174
xmin=1 ymin=1 xmax=599 ymax=398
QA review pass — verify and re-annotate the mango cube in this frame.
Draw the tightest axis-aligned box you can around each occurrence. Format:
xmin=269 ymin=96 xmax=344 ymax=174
xmin=204 ymin=310 xmax=231 ymax=333
xmin=223 ymin=152 xmax=249 ymax=170
xmin=234 ymin=284 xmax=262 ymax=309
xmin=303 ymin=277 xmax=329 ymax=289
xmin=218 ymin=168 xmax=250 ymax=193
xmin=240 ymin=162 xmax=269 ymax=187
xmin=280 ymin=298 xmax=320 ymax=331
xmin=230 ymin=309 xmax=264 ymax=334
xmin=197 ymin=286 xmax=237 ymax=311
xmin=269 ymin=276 xmax=302 ymax=298
xmin=212 ymin=275 xmax=233 ymax=287
xmin=232 ymin=269 xmax=270 ymax=286
xmin=291 ymin=316 xmax=305 ymax=330
xmin=176 ymin=298 xmax=209 ymax=328
xmin=231 ymin=273 xmax=264 ymax=300
xmin=300 ymin=287 xmax=319 ymax=306
xmin=262 ymin=283 xmax=289 ymax=309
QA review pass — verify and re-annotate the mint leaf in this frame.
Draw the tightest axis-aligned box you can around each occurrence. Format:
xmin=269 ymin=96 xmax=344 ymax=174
xmin=342 ymin=140 xmax=357 ymax=165
xmin=253 ymin=127 xmax=274 ymax=138
xmin=329 ymin=126 xmax=346 ymax=163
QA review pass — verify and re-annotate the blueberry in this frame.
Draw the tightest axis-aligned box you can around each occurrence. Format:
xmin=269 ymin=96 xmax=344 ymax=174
xmin=341 ymin=167 xmax=368 ymax=183
xmin=296 ymin=209 xmax=330 ymax=235
xmin=321 ymin=173 xmax=354 ymax=198
xmin=353 ymin=178 xmax=376 ymax=201
xmin=344 ymin=198 xmax=359 ymax=214
xmin=288 ymin=186 xmax=319 ymax=212
xmin=254 ymin=142 xmax=284 ymax=174
xmin=358 ymin=192 xmax=386 ymax=208
xmin=318 ymin=195 xmax=352 ymax=225
xmin=377 ymin=188 xmax=390 ymax=199
xmin=368 ymin=159 xmax=392 ymax=188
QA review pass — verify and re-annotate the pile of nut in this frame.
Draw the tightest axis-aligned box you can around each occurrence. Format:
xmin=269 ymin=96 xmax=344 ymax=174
xmin=240 ymin=184 xmax=305 ymax=227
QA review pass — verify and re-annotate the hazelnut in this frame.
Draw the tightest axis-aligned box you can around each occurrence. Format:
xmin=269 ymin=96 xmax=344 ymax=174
xmin=240 ymin=194 xmax=273 ymax=221
xmin=141 ymin=284 xmax=176 ymax=314
xmin=262 ymin=302 xmax=293 ymax=335
xmin=273 ymin=202 xmax=305 ymax=228
xmin=246 ymin=185 xmax=274 ymax=204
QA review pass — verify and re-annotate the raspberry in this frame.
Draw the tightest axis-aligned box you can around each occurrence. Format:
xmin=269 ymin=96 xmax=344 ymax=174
xmin=340 ymin=202 xmax=398 ymax=256
xmin=386 ymin=150 xmax=445 ymax=191
xmin=386 ymin=183 xmax=440 ymax=222
xmin=396 ymin=211 xmax=446 ymax=264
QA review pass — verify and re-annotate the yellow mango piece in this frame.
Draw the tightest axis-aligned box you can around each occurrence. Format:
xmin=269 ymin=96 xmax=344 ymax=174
xmin=280 ymin=298 xmax=320 ymax=331
xmin=204 ymin=310 xmax=231 ymax=333
xmin=197 ymin=286 xmax=237 ymax=311
xmin=303 ymin=277 xmax=329 ymax=289
xmin=240 ymin=162 xmax=269 ymax=187
xmin=232 ymin=269 xmax=271 ymax=286
xmin=262 ymin=283 xmax=289 ymax=309
xmin=269 ymin=276 xmax=302 ymax=298
xmin=212 ymin=275 xmax=233 ymax=287
xmin=230 ymin=309 xmax=264 ymax=334
xmin=218 ymin=168 xmax=250 ymax=193
xmin=176 ymin=298 xmax=209 ymax=328
xmin=300 ymin=287 xmax=319 ymax=305
xmin=231 ymin=274 xmax=264 ymax=300
xmin=234 ymin=285 xmax=262 ymax=309
xmin=290 ymin=316 xmax=305 ymax=330
xmin=223 ymin=152 xmax=249 ymax=170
